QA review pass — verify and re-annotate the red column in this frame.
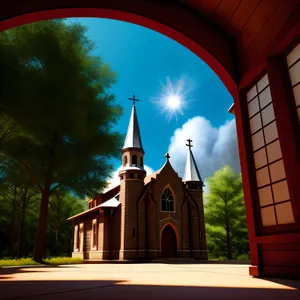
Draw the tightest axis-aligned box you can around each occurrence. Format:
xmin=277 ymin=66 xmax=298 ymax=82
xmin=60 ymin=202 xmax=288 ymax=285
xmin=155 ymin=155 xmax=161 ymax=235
xmin=233 ymin=87 xmax=261 ymax=276
xmin=267 ymin=57 xmax=300 ymax=225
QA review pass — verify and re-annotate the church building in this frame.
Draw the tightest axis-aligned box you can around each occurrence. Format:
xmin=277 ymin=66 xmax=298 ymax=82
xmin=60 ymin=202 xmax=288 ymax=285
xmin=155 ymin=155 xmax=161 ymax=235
xmin=68 ymin=96 xmax=208 ymax=260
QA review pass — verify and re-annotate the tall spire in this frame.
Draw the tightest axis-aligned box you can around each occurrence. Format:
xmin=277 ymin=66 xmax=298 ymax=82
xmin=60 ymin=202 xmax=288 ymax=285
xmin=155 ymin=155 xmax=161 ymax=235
xmin=183 ymin=139 xmax=202 ymax=182
xmin=123 ymin=95 xmax=144 ymax=152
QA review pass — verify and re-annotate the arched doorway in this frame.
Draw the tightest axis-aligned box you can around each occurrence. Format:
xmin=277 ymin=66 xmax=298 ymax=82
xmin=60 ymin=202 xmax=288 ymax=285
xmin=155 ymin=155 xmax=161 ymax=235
xmin=161 ymin=225 xmax=177 ymax=258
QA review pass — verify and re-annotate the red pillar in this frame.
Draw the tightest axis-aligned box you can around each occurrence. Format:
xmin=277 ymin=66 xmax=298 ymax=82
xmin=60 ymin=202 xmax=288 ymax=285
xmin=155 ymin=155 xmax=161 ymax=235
xmin=233 ymin=87 xmax=261 ymax=277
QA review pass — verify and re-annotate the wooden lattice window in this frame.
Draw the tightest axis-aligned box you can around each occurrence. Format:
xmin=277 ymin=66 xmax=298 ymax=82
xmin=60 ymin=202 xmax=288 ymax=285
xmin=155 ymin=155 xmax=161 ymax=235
xmin=246 ymin=74 xmax=294 ymax=227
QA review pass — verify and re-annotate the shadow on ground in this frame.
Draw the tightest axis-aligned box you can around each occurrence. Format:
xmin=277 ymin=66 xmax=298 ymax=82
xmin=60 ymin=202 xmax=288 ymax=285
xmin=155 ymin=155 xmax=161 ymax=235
xmin=0 ymin=278 xmax=299 ymax=300
xmin=1 ymin=265 xmax=300 ymax=300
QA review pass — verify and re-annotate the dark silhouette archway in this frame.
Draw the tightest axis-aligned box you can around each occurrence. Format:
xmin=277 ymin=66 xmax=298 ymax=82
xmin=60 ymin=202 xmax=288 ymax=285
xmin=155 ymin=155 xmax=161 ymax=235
xmin=0 ymin=0 xmax=299 ymax=279
xmin=161 ymin=225 xmax=177 ymax=258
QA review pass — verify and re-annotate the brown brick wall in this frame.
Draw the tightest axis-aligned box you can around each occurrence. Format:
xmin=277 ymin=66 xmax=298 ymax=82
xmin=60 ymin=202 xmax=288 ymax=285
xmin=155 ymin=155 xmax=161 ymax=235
xmin=97 ymin=214 xmax=104 ymax=252
xmin=71 ymin=160 xmax=207 ymax=261
xmin=181 ymin=201 xmax=190 ymax=256
xmin=147 ymin=199 xmax=158 ymax=255
xmin=119 ymin=178 xmax=144 ymax=259
xmin=83 ymin=220 xmax=92 ymax=259
xmin=111 ymin=208 xmax=121 ymax=259
xmin=153 ymin=162 xmax=184 ymax=256
xmin=187 ymin=189 xmax=208 ymax=259
xmin=137 ymin=195 xmax=146 ymax=259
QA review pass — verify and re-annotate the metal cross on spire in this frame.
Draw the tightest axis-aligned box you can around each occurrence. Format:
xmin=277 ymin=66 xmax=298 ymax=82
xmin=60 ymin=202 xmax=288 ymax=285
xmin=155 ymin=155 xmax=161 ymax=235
xmin=128 ymin=95 xmax=139 ymax=106
xmin=186 ymin=139 xmax=193 ymax=150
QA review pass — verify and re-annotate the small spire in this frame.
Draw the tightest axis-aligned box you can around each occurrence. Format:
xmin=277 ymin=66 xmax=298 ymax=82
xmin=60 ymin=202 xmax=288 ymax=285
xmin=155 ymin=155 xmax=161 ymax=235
xmin=165 ymin=152 xmax=170 ymax=160
xmin=183 ymin=139 xmax=202 ymax=183
xmin=123 ymin=95 xmax=144 ymax=151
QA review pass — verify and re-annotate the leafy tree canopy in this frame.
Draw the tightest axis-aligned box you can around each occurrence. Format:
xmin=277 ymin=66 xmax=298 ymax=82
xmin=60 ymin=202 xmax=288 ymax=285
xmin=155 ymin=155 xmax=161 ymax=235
xmin=204 ymin=165 xmax=249 ymax=260
xmin=0 ymin=19 xmax=123 ymax=197
xmin=0 ymin=19 xmax=123 ymax=261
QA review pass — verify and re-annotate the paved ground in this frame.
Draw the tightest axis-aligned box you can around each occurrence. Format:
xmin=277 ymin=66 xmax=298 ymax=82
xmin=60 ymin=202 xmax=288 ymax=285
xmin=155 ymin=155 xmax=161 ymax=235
xmin=0 ymin=263 xmax=299 ymax=299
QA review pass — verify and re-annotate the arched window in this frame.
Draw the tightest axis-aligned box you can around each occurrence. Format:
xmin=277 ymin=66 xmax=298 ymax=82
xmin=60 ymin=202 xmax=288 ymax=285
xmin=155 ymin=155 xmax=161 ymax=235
xmin=161 ymin=187 xmax=174 ymax=212
xmin=140 ymin=156 xmax=143 ymax=167
xmin=132 ymin=154 xmax=137 ymax=166
xmin=123 ymin=155 xmax=128 ymax=166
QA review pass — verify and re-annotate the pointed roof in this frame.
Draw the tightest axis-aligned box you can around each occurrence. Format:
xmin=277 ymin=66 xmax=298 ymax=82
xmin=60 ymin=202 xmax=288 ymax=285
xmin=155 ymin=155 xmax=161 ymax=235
xmin=123 ymin=104 xmax=144 ymax=151
xmin=183 ymin=149 xmax=203 ymax=183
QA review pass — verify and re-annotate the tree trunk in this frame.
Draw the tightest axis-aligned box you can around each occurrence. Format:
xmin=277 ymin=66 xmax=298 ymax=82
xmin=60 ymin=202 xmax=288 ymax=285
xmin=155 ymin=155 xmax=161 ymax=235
xmin=33 ymin=130 xmax=58 ymax=262
xmin=225 ymin=224 xmax=232 ymax=260
xmin=9 ymin=185 xmax=17 ymax=257
xmin=18 ymin=188 xmax=28 ymax=258
xmin=33 ymin=184 xmax=51 ymax=262
xmin=55 ymin=219 xmax=59 ymax=256
xmin=18 ymin=209 xmax=26 ymax=258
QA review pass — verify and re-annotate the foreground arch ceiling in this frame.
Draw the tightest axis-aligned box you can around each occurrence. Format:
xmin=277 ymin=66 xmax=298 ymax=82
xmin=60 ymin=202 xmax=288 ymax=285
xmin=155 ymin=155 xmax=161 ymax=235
xmin=0 ymin=0 xmax=299 ymax=93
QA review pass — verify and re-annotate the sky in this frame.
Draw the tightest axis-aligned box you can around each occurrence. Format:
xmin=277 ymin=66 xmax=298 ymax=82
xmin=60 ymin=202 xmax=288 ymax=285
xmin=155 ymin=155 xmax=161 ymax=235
xmin=66 ymin=18 xmax=240 ymax=185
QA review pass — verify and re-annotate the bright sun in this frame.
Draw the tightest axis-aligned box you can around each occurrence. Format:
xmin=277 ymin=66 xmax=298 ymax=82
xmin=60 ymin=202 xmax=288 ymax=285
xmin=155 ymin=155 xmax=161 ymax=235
xmin=149 ymin=76 xmax=195 ymax=122
xmin=167 ymin=94 xmax=181 ymax=109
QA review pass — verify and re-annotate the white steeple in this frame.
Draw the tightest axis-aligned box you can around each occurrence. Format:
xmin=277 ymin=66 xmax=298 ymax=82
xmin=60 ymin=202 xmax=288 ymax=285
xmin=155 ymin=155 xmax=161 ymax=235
xmin=183 ymin=139 xmax=203 ymax=183
xmin=123 ymin=95 xmax=144 ymax=152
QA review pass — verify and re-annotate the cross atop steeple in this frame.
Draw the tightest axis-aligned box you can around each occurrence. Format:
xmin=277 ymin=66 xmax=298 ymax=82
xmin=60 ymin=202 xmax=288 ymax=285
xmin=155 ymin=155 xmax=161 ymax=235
xmin=186 ymin=139 xmax=193 ymax=150
xmin=129 ymin=95 xmax=139 ymax=106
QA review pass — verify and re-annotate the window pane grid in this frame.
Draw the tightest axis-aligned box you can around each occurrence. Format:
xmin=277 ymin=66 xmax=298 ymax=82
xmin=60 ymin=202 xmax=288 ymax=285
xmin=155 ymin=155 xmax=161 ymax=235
xmin=260 ymin=198 xmax=290 ymax=209
xmin=247 ymin=74 xmax=294 ymax=227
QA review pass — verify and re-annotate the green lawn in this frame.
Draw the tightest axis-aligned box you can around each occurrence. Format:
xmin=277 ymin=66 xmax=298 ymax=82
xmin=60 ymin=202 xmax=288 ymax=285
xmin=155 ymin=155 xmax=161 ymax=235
xmin=0 ymin=258 xmax=39 ymax=267
xmin=0 ymin=257 xmax=83 ymax=267
xmin=44 ymin=257 xmax=83 ymax=265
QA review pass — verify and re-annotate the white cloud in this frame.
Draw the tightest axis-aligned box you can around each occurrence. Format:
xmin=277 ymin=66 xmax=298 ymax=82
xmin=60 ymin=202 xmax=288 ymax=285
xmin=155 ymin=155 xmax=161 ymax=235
xmin=103 ymin=165 xmax=154 ymax=192
xmin=168 ymin=116 xmax=240 ymax=181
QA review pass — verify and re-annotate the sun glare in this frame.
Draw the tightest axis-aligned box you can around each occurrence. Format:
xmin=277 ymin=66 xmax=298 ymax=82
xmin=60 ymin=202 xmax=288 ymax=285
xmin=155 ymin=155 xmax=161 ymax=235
xmin=167 ymin=94 xmax=181 ymax=109
xmin=149 ymin=76 xmax=195 ymax=122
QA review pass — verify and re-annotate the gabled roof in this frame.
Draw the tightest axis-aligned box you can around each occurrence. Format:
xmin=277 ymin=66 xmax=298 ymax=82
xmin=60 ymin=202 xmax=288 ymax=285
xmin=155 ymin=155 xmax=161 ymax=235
xmin=99 ymin=193 xmax=120 ymax=209
xmin=123 ymin=105 xmax=144 ymax=151
xmin=183 ymin=149 xmax=203 ymax=183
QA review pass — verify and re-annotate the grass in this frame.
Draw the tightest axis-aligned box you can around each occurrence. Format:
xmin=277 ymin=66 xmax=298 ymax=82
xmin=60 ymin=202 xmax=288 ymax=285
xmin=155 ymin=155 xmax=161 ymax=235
xmin=0 ymin=256 xmax=83 ymax=267
xmin=0 ymin=258 xmax=39 ymax=267
xmin=44 ymin=257 xmax=83 ymax=265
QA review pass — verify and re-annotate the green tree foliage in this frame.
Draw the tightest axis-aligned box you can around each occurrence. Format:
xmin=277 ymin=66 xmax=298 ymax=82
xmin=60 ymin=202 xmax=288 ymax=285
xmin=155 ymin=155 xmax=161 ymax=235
xmin=0 ymin=181 xmax=85 ymax=258
xmin=0 ymin=20 xmax=123 ymax=261
xmin=204 ymin=165 xmax=249 ymax=260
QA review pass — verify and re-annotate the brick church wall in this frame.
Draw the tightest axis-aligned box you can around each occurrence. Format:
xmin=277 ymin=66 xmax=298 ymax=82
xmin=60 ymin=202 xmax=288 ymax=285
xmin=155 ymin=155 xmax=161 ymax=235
xmin=119 ymin=179 xmax=144 ymax=259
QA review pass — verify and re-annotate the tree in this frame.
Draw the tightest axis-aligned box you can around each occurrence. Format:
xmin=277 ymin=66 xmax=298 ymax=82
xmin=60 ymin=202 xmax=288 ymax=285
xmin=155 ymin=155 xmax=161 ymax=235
xmin=48 ymin=189 xmax=87 ymax=256
xmin=0 ymin=20 xmax=123 ymax=261
xmin=204 ymin=165 xmax=249 ymax=260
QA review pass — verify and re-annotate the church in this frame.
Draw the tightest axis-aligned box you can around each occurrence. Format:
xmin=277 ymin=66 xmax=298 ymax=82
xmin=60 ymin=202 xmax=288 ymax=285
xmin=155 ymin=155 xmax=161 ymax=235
xmin=68 ymin=96 xmax=208 ymax=260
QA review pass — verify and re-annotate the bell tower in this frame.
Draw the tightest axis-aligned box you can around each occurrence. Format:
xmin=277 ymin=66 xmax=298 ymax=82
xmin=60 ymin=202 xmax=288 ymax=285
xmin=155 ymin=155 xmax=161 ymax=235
xmin=118 ymin=95 xmax=146 ymax=259
xmin=183 ymin=139 xmax=207 ymax=260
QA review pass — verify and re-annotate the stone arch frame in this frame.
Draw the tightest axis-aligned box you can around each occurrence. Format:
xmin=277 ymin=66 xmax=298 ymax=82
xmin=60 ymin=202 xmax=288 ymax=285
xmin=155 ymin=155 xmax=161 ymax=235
xmin=160 ymin=184 xmax=176 ymax=213
xmin=0 ymin=3 xmax=237 ymax=97
xmin=2 ymin=1 xmax=299 ymax=279
xmin=160 ymin=222 xmax=180 ymax=251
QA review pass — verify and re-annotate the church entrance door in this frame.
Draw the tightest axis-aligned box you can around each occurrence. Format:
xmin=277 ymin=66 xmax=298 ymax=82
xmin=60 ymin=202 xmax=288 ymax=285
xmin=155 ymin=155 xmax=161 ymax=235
xmin=161 ymin=225 xmax=177 ymax=258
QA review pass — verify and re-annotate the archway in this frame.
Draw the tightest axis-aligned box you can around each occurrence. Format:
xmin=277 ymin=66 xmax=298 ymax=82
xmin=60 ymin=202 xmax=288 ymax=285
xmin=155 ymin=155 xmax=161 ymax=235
xmin=161 ymin=224 xmax=177 ymax=258
xmin=0 ymin=2 xmax=237 ymax=98
xmin=0 ymin=0 xmax=299 ymax=279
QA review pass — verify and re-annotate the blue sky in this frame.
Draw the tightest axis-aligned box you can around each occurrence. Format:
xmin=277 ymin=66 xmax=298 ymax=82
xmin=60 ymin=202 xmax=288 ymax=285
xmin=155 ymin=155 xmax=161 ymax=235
xmin=66 ymin=18 xmax=237 ymax=180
